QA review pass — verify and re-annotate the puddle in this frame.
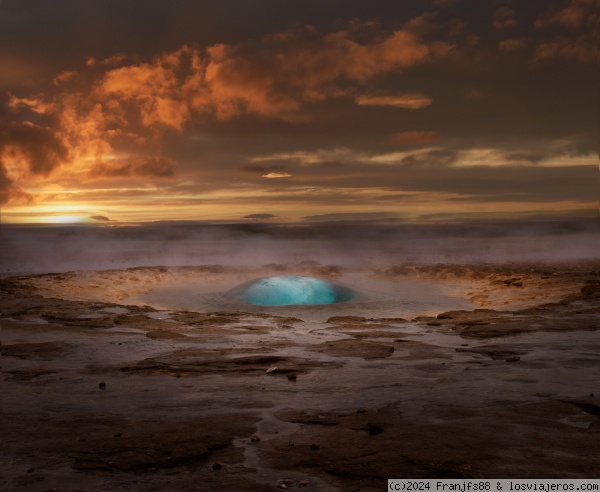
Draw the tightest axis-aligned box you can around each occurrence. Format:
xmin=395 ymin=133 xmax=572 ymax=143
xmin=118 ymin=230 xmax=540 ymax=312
xmin=101 ymin=306 xmax=130 ymax=314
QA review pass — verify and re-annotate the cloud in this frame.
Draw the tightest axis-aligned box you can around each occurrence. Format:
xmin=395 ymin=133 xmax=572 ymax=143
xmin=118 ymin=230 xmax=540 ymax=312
xmin=534 ymin=38 xmax=599 ymax=63
xmin=493 ymin=7 xmax=517 ymax=30
xmin=533 ymin=0 xmax=598 ymax=63
xmin=53 ymin=70 xmax=77 ymax=86
xmin=86 ymin=53 xmax=128 ymax=67
xmin=8 ymin=93 xmax=57 ymax=114
xmin=201 ymin=28 xmax=451 ymax=118
xmin=243 ymin=213 xmax=278 ymax=220
xmin=2 ymin=22 xmax=456 ymax=206
xmin=0 ymin=122 xmax=70 ymax=203
xmin=262 ymin=171 xmax=292 ymax=178
xmin=391 ymin=131 xmax=443 ymax=146
xmin=240 ymin=164 xmax=288 ymax=175
xmin=79 ymin=25 xmax=452 ymax=133
xmin=88 ymin=156 xmax=177 ymax=179
xmin=93 ymin=47 xmax=192 ymax=131
xmin=535 ymin=0 xmax=596 ymax=30
xmin=355 ymin=93 xmax=433 ymax=109
xmin=89 ymin=215 xmax=112 ymax=222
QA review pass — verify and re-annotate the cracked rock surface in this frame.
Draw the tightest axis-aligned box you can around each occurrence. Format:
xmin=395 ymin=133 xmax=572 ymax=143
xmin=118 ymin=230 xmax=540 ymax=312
xmin=2 ymin=262 xmax=600 ymax=490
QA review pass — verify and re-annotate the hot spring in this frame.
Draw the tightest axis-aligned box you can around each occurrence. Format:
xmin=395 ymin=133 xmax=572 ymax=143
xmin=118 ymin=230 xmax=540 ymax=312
xmin=130 ymin=270 xmax=475 ymax=321
xmin=231 ymin=276 xmax=356 ymax=306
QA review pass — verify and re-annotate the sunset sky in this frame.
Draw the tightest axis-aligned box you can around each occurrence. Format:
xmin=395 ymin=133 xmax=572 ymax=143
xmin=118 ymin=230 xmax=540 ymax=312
xmin=0 ymin=0 xmax=597 ymax=224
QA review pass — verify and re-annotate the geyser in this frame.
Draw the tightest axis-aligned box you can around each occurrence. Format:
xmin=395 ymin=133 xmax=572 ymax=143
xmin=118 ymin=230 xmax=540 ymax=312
xmin=233 ymin=276 xmax=356 ymax=306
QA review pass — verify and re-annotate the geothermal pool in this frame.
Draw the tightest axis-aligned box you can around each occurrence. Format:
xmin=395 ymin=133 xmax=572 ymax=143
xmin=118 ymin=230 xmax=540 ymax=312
xmin=133 ymin=272 xmax=474 ymax=321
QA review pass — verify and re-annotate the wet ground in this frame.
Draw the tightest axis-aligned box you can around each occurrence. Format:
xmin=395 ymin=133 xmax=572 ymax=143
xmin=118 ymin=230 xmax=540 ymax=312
xmin=2 ymin=261 xmax=600 ymax=491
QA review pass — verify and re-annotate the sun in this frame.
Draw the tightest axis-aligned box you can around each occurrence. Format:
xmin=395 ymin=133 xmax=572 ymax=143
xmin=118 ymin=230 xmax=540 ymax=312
xmin=52 ymin=215 xmax=87 ymax=224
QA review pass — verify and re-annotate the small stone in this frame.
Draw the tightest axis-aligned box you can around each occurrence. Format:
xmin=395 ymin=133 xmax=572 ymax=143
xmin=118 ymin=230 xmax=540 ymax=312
xmin=310 ymin=444 xmax=320 ymax=450
xmin=266 ymin=366 xmax=277 ymax=373
xmin=98 ymin=382 xmax=106 ymax=389
xmin=299 ymin=480 xmax=310 ymax=487
xmin=505 ymin=355 xmax=520 ymax=362
xmin=26 ymin=467 xmax=35 ymax=473
xmin=212 ymin=462 xmax=222 ymax=471
xmin=250 ymin=434 xmax=261 ymax=442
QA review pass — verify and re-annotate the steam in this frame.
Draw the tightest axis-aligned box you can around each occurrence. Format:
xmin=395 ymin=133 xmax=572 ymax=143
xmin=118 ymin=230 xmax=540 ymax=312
xmin=1 ymin=217 xmax=598 ymax=276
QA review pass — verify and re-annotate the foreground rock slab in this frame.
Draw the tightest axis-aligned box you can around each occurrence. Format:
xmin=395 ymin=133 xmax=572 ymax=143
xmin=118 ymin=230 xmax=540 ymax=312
xmin=2 ymin=262 xmax=600 ymax=490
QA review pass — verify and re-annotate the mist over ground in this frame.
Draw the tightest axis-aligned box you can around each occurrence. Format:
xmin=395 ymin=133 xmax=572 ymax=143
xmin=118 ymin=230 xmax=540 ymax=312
xmin=2 ymin=217 xmax=598 ymax=276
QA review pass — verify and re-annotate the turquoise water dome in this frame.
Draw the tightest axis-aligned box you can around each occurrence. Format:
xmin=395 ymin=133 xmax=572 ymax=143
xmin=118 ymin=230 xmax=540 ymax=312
xmin=234 ymin=276 xmax=356 ymax=306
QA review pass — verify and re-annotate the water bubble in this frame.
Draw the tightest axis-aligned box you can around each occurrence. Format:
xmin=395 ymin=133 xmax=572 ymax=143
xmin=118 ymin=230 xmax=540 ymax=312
xmin=232 ymin=276 xmax=356 ymax=306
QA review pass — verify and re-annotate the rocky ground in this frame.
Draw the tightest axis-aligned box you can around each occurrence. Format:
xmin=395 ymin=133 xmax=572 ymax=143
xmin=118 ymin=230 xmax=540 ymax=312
xmin=1 ymin=262 xmax=600 ymax=491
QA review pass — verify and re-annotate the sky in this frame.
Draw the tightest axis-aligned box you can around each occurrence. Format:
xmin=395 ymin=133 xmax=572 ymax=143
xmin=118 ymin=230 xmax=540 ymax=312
xmin=0 ymin=0 xmax=597 ymax=224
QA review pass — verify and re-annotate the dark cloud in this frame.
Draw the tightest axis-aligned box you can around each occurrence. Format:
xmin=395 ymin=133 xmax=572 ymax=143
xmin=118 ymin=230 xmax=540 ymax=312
xmin=243 ymin=213 xmax=278 ymax=220
xmin=0 ymin=122 xmax=68 ymax=175
xmin=0 ymin=121 xmax=69 ymax=203
xmin=0 ymin=160 xmax=13 ymax=204
xmin=89 ymin=215 xmax=111 ymax=222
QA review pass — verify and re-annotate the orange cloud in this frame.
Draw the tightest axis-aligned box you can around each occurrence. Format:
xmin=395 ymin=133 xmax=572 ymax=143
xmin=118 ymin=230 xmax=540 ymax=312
xmin=535 ymin=0 xmax=596 ymax=29
xmin=263 ymin=171 xmax=292 ymax=178
xmin=356 ymin=93 xmax=433 ymax=109
xmin=533 ymin=0 xmax=598 ymax=63
xmin=391 ymin=131 xmax=443 ymax=146
xmin=84 ymin=26 xmax=450 ymax=126
xmin=53 ymin=70 xmax=77 ymax=86
xmin=201 ymin=27 xmax=451 ymax=118
xmin=94 ymin=48 xmax=192 ymax=131
xmin=88 ymin=157 xmax=176 ymax=179
xmin=8 ymin=93 xmax=57 ymax=114
xmin=3 ymin=24 xmax=454 ymax=206
xmin=86 ymin=53 xmax=128 ymax=67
